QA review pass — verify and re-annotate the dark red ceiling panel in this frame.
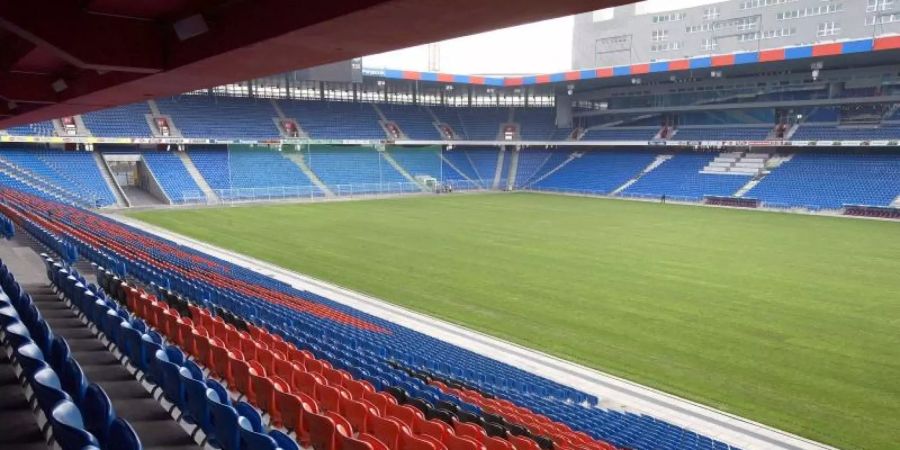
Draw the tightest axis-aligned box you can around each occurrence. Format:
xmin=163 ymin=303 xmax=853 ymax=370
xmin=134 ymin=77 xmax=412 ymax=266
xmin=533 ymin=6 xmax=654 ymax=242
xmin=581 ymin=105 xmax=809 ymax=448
xmin=0 ymin=0 xmax=631 ymax=126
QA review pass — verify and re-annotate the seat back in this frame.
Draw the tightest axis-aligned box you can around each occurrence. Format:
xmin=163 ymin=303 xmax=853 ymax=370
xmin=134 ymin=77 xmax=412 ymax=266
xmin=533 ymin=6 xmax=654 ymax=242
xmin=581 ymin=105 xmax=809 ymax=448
xmin=50 ymin=400 xmax=100 ymax=450
xmin=208 ymin=387 xmax=240 ymax=450
xmin=368 ymin=414 xmax=402 ymax=449
xmin=14 ymin=341 xmax=46 ymax=379
xmin=307 ymin=412 xmax=338 ymax=450
xmin=83 ymin=383 xmax=116 ymax=446
xmin=239 ymin=416 xmax=280 ymax=450
xmin=181 ymin=367 xmax=212 ymax=431
xmin=108 ymin=418 xmax=143 ymax=450
xmin=32 ymin=367 xmax=72 ymax=417
xmin=60 ymin=357 xmax=89 ymax=406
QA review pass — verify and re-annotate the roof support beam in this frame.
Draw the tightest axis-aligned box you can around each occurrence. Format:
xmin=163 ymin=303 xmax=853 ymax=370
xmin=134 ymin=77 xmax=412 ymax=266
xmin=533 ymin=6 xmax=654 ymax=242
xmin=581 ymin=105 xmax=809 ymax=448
xmin=0 ymin=1 xmax=165 ymax=73
xmin=0 ymin=72 xmax=58 ymax=104
xmin=0 ymin=34 xmax=35 ymax=72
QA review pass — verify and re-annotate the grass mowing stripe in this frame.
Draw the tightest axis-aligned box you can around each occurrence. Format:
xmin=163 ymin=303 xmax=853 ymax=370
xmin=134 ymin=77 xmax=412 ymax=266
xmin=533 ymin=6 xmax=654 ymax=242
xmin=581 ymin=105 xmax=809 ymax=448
xmin=128 ymin=193 xmax=900 ymax=450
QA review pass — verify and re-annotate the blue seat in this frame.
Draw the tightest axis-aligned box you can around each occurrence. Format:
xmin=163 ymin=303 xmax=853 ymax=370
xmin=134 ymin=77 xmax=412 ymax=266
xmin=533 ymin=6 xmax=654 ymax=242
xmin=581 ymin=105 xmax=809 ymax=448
xmin=238 ymin=416 xmax=279 ymax=450
xmin=32 ymin=367 xmax=73 ymax=417
xmin=156 ymin=349 xmax=186 ymax=406
xmin=0 ymin=304 xmax=19 ymax=326
xmin=108 ymin=417 xmax=143 ymax=450
xmin=49 ymin=335 xmax=71 ymax=373
xmin=83 ymin=383 xmax=116 ymax=446
xmin=102 ymin=310 xmax=126 ymax=351
xmin=140 ymin=335 xmax=164 ymax=384
xmin=31 ymin=318 xmax=53 ymax=355
xmin=180 ymin=367 xmax=212 ymax=430
xmin=50 ymin=400 xmax=100 ymax=450
xmin=207 ymin=387 xmax=237 ymax=450
xmin=269 ymin=430 xmax=300 ymax=450
xmin=120 ymin=325 xmax=145 ymax=367
xmin=60 ymin=357 xmax=89 ymax=406
xmin=15 ymin=342 xmax=47 ymax=378
xmin=3 ymin=321 xmax=32 ymax=349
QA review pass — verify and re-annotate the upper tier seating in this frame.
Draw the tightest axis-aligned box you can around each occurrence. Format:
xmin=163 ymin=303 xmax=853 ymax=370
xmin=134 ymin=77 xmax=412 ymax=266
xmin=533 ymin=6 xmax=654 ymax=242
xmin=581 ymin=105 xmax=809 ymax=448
xmin=533 ymin=150 xmax=657 ymax=194
xmin=141 ymin=152 xmax=202 ymax=203
xmin=3 ymin=121 xmax=56 ymax=137
xmin=431 ymin=107 xmax=507 ymax=140
xmin=2 ymin=189 xmax=741 ymax=450
xmin=81 ymin=102 xmax=153 ymax=137
xmin=514 ymin=108 xmax=571 ymax=141
xmin=379 ymin=105 xmax=442 ymax=140
xmin=747 ymin=152 xmax=900 ymax=209
xmin=278 ymin=101 xmax=386 ymax=140
xmin=305 ymin=147 xmax=407 ymax=191
xmin=624 ymin=153 xmax=751 ymax=200
xmin=791 ymin=125 xmax=900 ymax=141
xmin=156 ymin=96 xmax=280 ymax=139
xmin=672 ymin=127 xmax=771 ymax=141
xmin=580 ymin=128 xmax=658 ymax=141
xmin=0 ymin=149 xmax=116 ymax=206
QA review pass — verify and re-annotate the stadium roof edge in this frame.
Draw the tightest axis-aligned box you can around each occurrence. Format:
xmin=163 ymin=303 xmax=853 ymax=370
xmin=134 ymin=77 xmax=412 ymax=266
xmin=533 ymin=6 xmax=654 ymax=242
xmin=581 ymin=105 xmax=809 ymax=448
xmin=363 ymin=35 xmax=900 ymax=87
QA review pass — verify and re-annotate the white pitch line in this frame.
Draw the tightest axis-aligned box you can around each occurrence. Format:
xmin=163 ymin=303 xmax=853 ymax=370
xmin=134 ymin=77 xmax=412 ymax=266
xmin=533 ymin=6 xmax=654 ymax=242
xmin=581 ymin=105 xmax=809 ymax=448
xmin=109 ymin=212 xmax=838 ymax=450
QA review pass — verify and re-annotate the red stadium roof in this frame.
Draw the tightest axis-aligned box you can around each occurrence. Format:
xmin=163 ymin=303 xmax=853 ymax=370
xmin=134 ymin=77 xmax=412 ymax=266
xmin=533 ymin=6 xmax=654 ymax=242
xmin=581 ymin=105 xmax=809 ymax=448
xmin=0 ymin=0 xmax=629 ymax=129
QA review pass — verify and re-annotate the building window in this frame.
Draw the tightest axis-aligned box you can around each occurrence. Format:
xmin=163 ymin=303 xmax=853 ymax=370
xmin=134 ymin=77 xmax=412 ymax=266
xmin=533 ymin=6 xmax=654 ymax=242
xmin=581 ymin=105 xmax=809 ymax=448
xmin=867 ymin=0 xmax=894 ymax=12
xmin=867 ymin=12 xmax=900 ymax=24
xmin=703 ymin=7 xmax=720 ymax=20
xmin=650 ymin=41 xmax=683 ymax=52
xmin=651 ymin=29 xmax=669 ymax=42
xmin=817 ymin=21 xmax=841 ymax=36
xmin=652 ymin=12 xmax=686 ymax=23
xmin=740 ymin=0 xmax=798 ymax=9
xmin=777 ymin=4 xmax=844 ymax=20
xmin=701 ymin=38 xmax=718 ymax=51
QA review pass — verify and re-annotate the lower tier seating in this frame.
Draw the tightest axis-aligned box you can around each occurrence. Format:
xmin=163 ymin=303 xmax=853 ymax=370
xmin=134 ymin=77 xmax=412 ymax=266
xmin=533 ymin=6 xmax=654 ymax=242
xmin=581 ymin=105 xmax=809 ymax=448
xmin=141 ymin=152 xmax=202 ymax=203
xmin=624 ymin=154 xmax=750 ymax=201
xmin=533 ymin=151 xmax=656 ymax=194
xmin=1 ymin=189 xmax=740 ymax=450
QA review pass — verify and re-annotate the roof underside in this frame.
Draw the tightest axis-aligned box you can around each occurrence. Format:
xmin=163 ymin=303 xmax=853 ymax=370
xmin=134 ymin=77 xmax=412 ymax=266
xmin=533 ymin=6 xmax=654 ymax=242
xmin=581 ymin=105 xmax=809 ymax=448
xmin=0 ymin=0 xmax=628 ymax=128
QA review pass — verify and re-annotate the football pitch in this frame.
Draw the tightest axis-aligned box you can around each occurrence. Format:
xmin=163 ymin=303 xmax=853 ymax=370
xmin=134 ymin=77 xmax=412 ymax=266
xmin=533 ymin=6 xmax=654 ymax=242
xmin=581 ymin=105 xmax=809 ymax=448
xmin=127 ymin=193 xmax=900 ymax=450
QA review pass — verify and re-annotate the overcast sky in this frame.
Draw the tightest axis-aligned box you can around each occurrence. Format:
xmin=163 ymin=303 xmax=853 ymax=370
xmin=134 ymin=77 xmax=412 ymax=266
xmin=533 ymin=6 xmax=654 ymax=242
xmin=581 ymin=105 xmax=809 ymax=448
xmin=362 ymin=0 xmax=725 ymax=75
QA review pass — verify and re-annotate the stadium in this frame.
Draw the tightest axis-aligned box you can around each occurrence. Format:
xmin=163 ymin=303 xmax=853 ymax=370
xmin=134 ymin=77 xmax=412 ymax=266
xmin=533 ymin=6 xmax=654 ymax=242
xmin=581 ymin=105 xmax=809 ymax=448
xmin=0 ymin=1 xmax=898 ymax=450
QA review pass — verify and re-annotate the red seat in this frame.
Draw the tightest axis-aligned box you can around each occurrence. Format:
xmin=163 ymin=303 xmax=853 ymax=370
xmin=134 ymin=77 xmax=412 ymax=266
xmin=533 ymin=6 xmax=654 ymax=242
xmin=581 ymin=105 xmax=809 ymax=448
xmin=177 ymin=322 xmax=196 ymax=355
xmin=293 ymin=369 xmax=322 ymax=399
xmin=192 ymin=328 xmax=211 ymax=366
xmin=208 ymin=340 xmax=231 ymax=380
xmin=419 ymin=435 xmax=449 ymax=450
xmin=485 ymin=437 xmax=513 ymax=450
xmin=401 ymin=430 xmax=438 ymax=450
xmin=364 ymin=391 xmax=396 ymax=415
xmin=316 ymin=383 xmax=342 ymax=413
xmin=341 ymin=435 xmax=375 ymax=450
xmin=254 ymin=374 xmax=288 ymax=421
xmin=446 ymin=434 xmax=484 ymax=450
xmin=230 ymin=354 xmax=252 ymax=397
xmin=508 ymin=436 xmax=540 ymax=450
xmin=308 ymin=412 xmax=339 ymax=450
xmin=306 ymin=358 xmax=327 ymax=374
xmin=240 ymin=335 xmax=259 ymax=361
xmin=243 ymin=360 xmax=267 ymax=403
xmin=455 ymin=423 xmax=486 ymax=444
xmin=414 ymin=417 xmax=452 ymax=443
xmin=276 ymin=390 xmax=318 ymax=444
xmin=369 ymin=414 xmax=408 ymax=449
xmin=273 ymin=358 xmax=300 ymax=384
xmin=323 ymin=367 xmax=349 ymax=386
xmin=387 ymin=403 xmax=424 ymax=428
xmin=343 ymin=379 xmax=368 ymax=400
xmin=359 ymin=434 xmax=391 ymax=450
xmin=340 ymin=397 xmax=377 ymax=434
xmin=257 ymin=348 xmax=277 ymax=373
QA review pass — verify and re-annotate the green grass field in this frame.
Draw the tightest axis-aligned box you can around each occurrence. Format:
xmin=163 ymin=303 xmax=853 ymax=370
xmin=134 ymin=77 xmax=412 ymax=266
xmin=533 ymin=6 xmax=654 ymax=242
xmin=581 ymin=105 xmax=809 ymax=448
xmin=128 ymin=193 xmax=900 ymax=450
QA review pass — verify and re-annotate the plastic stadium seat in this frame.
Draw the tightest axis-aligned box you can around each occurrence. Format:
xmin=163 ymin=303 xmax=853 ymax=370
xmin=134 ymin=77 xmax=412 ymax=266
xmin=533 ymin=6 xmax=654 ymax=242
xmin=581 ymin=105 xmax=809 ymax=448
xmin=48 ymin=334 xmax=71 ymax=372
xmin=340 ymin=397 xmax=377 ymax=433
xmin=60 ymin=357 xmax=89 ymax=406
xmin=369 ymin=413 xmax=407 ymax=449
xmin=485 ymin=437 xmax=514 ymax=450
xmin=455 ymin=422 xmax=487 ymax=444
xmin=239 ymin=415 xmax=280 ymax=450
xmin=82 ymin=383 xmax=116 ymax=446
xmin=308 ymin=412 xmax=340 ymax=450
xmin=401 ymin=431 xmax=439 ymax=450
xmin=364 ymin=391 xmax=397 ymax=415
xmin=342 ymin=435 xmax=376 ymax=450
xmin=51 ymin=400 xmax=101 ymax=450
xmin=414 ymin=417 xmax=453 ymax=443
xmin=4 ymin=321 xmax=32 ymax=350
xmin=316 ymin=383 xmax=344 ymax=413
xmin=32 ymin=367 xmax=73 ymax=417
xmin=157 ymin=349 xmax=187 ymax=406
xmin=388 ymin=402 xmax=425 ymax=427
xmin=254 ymin=374 xmax=288 ymax=421
xmin=107 ymin=418 xmax=143 ymax=450
xmin=14 ymin=341 xmax=46 ymax=379
xmin=359 ymin=434 xmax=391 ymax=450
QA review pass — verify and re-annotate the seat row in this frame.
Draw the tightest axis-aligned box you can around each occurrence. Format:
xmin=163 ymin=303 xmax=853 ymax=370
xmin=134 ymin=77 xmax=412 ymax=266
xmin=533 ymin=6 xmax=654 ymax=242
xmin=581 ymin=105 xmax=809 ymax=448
xmin=0 ymin=260 xmax=142 ymax=450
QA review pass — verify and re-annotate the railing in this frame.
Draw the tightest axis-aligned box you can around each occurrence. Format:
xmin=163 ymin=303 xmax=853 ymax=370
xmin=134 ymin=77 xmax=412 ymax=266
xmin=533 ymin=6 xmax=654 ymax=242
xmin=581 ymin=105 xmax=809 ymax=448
xmin=179 ymin=179 xmax=491 ymax=204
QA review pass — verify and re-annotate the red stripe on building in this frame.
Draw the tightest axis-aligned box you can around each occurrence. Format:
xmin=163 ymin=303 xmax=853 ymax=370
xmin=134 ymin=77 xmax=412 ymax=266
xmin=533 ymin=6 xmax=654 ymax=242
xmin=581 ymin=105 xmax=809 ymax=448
xmin=874 ymin=35 xmax=900 ymax=50
xmin=564 ymin=71 xmax=580 ymax=81
xmin=595 ymin=68 xmax=613 ymax=78
xmin=504 ymin=77 xmax=523 ymax=86
xmin=535 ymin=74 xmax=551 ymax=83
xmin=630 ymin=64 xmax=649 ymax=74
xmin=437 ymin=73 xmax=454 ymax=82
xmin=668 ymin=59 xmax=690 ymax=71
xmin=469 ymin=76 xmax=486 ymax=85
xmin=402 ymin=71 xmax=421 ymax=80
xmin=812 ymin=43 xmax=842 ymax=57
xmin=758 ymin=49 xmax=785 ymax=62
xmin=711 ymin=54 xmax=735 ymax=67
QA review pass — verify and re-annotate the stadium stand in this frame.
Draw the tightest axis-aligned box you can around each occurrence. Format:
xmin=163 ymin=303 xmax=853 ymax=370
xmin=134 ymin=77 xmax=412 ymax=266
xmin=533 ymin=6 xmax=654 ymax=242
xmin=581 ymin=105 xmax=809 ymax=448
xmin=532 ymin=151 xmax=657 ymax=194
xmin=747 ymin=152 xmax=900 ymax=209
xmin=0 ymin=149 xmax=115 ymax=207
xmin=279 ymin=101 xmax=386 ymax=140
xmin=671 ymin=127 xmax=771 ymax=141
xmin=514 ymin=150 xmax=572 ymax=187
xmin=514 ymin=108 xmax=571 ymax=141
xmin=791 ymin=125 xmax=900 ymax=141
xmin=386 ymin=147 xmax=442 ymax=180
xmin=4 ymin=121 xmax=56 ymax=137
xmin=623 ymin=153 xmax=751 ymax=201
xmin=156 ymin=96 xmax=281 ymax=139
xmin=141 ymin=152 xmax=203 ymax=203
xmin=379 ymin=105 xmax=443 ymax=140
xmin=305 ymin=146 xmax=408 ymax=191
xmin=0 ymin=188 xmax=742 ymax=450
xmin=81 ymin=103 xmax=153 ymax=138
xmin=431 ymin=107 xmax=507 ymax=140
